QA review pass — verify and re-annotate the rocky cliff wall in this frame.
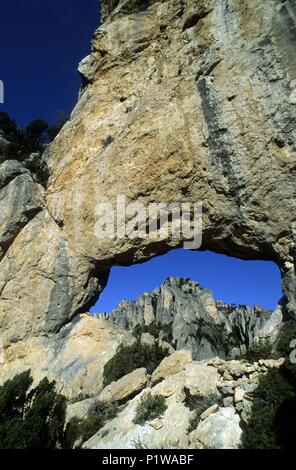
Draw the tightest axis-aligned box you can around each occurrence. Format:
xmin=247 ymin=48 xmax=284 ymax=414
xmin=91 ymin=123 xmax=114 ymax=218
xmin=0 ymin=0 xmax=296 ymax=346
xmin=95 ymin=276 xmax=282 ymax=360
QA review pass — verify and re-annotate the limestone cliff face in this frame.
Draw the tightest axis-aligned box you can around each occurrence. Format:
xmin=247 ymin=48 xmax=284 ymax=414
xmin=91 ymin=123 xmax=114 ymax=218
xmin=1 ymin=0 xmax=296 ymax=346
xmin=95 ymin=276 xmax=281 ymax=360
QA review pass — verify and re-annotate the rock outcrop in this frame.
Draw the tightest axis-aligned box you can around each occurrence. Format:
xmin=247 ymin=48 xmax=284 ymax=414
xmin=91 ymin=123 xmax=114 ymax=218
xmin=96 ymin=277 xmax=281 ymax=360
xmin=0 ymin=314 xmax=133 ymax=398
xmin=83 ymin=352 xmax=284 ymax=449
xmin=0 ymin=3 xmax=295 ymax=452
xmin=98 ymin=367 xmax=148 ymax=403
xmin=0 ymin=0 xmax=296 ymax=346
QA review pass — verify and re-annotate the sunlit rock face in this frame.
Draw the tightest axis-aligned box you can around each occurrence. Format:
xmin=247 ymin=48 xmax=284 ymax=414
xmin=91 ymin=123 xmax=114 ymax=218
xmin=1 ymin=0 xmax=296 ymax=345
xmin=96 ymin=276 xmax=280 ymax=360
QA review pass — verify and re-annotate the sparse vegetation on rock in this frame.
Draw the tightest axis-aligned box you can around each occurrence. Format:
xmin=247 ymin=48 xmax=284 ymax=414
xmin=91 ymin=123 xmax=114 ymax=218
xmin=133 ymin=392 xmax=167 ymax=425
xmin=241 ymin=324 xmax=296 ymax=449
xmin=242 ymin=338 xmax=273 ymax=362
xmin=185 ymin=391 xmax=221 ymax=432
xmin=103 ymin=339 xmax=169 ymax=387
xmin=65 ymin=401 xmax=119 ymax=448
xmin=0 ymin=111 xmax=68 ymax=185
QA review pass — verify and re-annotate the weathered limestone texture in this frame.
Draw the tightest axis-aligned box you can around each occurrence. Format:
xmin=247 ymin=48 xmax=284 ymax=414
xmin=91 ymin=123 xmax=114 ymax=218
xmin=0 ymin=0 xmax=296 ymax=345
xmin=98 ymin=277 xmax=279 ymax=360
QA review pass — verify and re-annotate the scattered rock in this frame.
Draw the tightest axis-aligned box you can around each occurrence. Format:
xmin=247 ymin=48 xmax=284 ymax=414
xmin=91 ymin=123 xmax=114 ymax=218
xmin=98 ymin=368 xmax=148 ymax=403
xmin=151 ymin=350 xmax=192 ymax=384
xmin=234 ymin=387 xmax=245 ymax=403
xmin=149 ymin=419 xmax=164 ymax=430
xmin=192 ymin=407 xmax=242 ymax=449
xmin=221 ymin=387 xmax=235 ymax=396
xmin=235 ymin=402 xmax=244 ymax=413
xmin=184 ymin=363 xmax=219 ymax=397
xmin=223 ymin=371 xmax=233 ymax=381
xmin=258 ymin=358 xmax=285 ymax=369
xmin=223 ymin=397 xmax=233 ymax=407
xmin=249 ymin=372 xmax=260 ymax=382
xmin=240 ymin=399 xmax=253 ymax=424
xmin=66 ymin=398 xmax=95 ymax=423
xmin=200 ymin=403 xmax=219 ymax=420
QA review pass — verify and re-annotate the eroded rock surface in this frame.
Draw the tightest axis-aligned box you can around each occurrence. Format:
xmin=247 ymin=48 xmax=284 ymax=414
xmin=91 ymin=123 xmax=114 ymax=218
xmin=0 ymin=315 xmax=132 ymax=398
xmin=0 ymin=0 xmax=295 ymax=388
xmin=0 ymin=1 xmax=295 ymax=449
xmin=83 ymin=350 xmax=283 ymax=449
xmin=96 ymin=277 xmax=281 ymax=360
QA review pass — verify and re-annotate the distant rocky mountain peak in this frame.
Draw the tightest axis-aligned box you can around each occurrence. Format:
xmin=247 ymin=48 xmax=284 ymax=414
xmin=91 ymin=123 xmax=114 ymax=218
xmin=95 ymin=276 xmax=282 ymax=361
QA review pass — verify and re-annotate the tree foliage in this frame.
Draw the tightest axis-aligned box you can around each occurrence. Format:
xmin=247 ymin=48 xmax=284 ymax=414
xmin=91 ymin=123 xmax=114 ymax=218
xmin=63 ymin=401 xmax=119 ymax=448
xmin=133 ymin=392 xmax=167 ymax=425
xmin=0 ymin=370 xmax=67 ymax=449
xmin=0 ymin=111 xmax=68 ymax=184
xmin=241 ymin=323 xmax=296 ymax=449
xmin=103 ymin=339 xmax=169 ymax=387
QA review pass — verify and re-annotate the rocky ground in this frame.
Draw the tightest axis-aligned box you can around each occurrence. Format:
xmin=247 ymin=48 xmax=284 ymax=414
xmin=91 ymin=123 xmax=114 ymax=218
xmin=78 ymin=350 xmax=284 ymax=449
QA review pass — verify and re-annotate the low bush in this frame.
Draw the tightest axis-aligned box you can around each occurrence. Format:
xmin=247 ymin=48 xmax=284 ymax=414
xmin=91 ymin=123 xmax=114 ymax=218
xmin=64 ymin=401 xmax=119 ymax=448
xmin=68 ymin=393 xmax=92 ymax=405
xmin=0 ymin=370 xmax=67 ymax=449
xmin=184 ymin=389 xmax=221 ymax=432
xmin=241 ymin=367 xmax=294 ymax=448
xmin=243 ymin=337 xmax=273 ymax=362
xmin=132 ymin=322 xmax=173 ymax=343
xmin=241 ymin=322 xmax=296 ymax=448
xmin=103 ymin=339 xmax=169 ymax=387
xmin=133 ymin=392 xmax=167 ymax=425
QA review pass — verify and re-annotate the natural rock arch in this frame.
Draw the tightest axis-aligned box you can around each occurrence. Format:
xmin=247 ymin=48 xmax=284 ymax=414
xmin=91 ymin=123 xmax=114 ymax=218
xmin=0 ymin=0 xmax=296 ymax=346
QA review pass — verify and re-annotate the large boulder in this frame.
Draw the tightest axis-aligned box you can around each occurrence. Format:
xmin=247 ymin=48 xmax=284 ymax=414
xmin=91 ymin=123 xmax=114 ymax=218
xmin=98 ymin=368 xmax=148 ymax=403
xmin=83 ymin=389 xmax=192 ymax=449
xmin=151 ymin=350 xmax=192 ymax=383
xmin=190 ymin=407 xmax=242 ymax=449
xmin=184 ymin=362 xmax=219 ymax=397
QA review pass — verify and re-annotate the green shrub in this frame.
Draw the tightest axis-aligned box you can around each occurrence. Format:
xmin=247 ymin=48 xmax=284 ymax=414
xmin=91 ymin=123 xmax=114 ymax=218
xmin=243 ymin=337 xmax=273 ymax=362
xmin=25 ymin=119 xmax=49 ymax=148
xmin=0 ymin=112 xmax=17 ymax=136
xmin=133 ymin=392 xmax=167 ymax=425
xmin=241 ymin=321 xmax=296 ymax=449
xmin=275 ymin=323 xmax=296 ymax=359
xmin=103 ymin=339 xmax=169 ymax=387
xmin=241 ymin=366 xmax=295 ymax=449
xmin=64 ymin=401 xmax=119 ymax=447
xmin=0 ymin=370 xmax=67 ymax=449
xmin=68 ymin=393 xmax=92 ymax=405
xmin=0 ymin=371 xmax=120 ymax=449
xmin=0 ymin=111 xmax=68 ymax=185
xmin=62 ymin=417 xmax=81 ymax=449
xmin=132 ymin=323 xmax=173 ymax=343
xmin=184 ymin=389 xmax=221 ymax=432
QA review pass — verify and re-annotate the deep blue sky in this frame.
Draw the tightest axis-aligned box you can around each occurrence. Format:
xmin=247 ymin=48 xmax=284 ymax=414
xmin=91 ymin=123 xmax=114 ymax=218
xmin=0 ymin=2 xmax=282 ymax=312
xmin=0 ymin=0 xmax=100 ymax=126
xmin=92 ymin=249 xmax=282 ymax=313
